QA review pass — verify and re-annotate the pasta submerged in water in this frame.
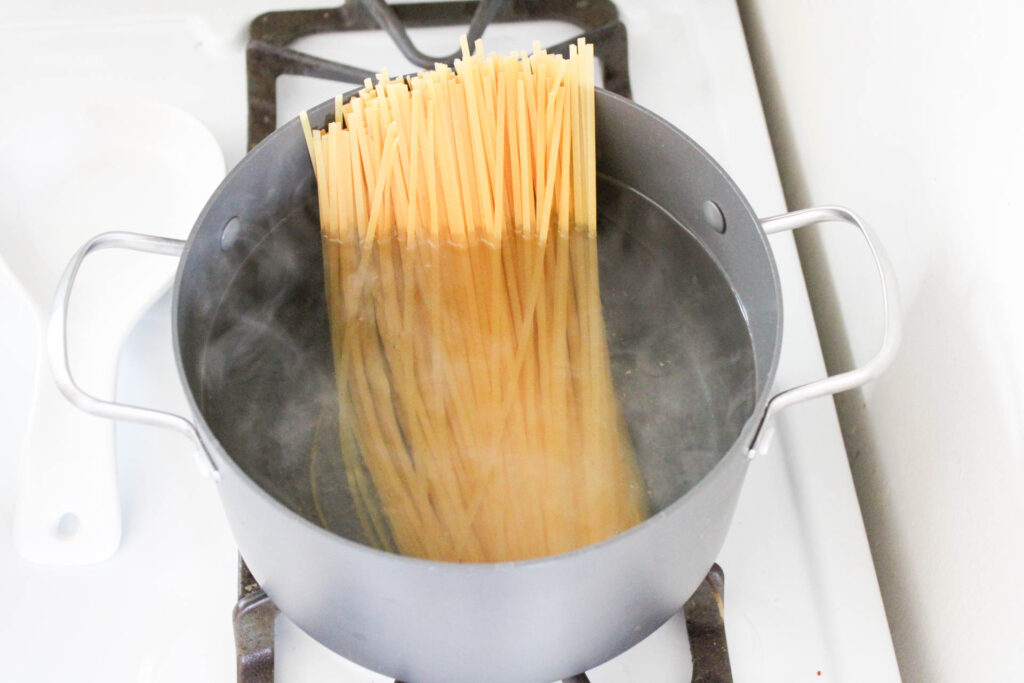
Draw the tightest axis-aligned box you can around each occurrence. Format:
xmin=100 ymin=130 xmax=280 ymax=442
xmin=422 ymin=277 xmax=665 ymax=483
xmin=300 ymin=38 xmax=648 ymax=562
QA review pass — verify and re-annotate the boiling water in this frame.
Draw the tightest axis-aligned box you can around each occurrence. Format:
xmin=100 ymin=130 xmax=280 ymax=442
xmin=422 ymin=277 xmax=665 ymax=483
xmin=198 ymin=175 xmax=755 ymax=554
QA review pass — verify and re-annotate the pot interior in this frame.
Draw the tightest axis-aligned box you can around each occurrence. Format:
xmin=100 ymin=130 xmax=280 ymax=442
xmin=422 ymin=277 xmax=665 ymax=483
xmin=175 ymin=90 xmax=775 ymax=551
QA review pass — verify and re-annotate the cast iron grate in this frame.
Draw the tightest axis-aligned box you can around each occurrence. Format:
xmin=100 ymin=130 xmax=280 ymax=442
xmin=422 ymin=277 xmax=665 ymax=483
xmin=246 ymin=0 xmax=631 ymax=150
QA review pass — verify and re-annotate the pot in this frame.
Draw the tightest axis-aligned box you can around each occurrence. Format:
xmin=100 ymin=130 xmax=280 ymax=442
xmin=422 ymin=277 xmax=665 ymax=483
xmin=49 ymin=88 xmax=899 ymax=683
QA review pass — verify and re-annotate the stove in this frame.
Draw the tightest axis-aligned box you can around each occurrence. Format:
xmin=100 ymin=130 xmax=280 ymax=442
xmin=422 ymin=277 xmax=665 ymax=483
xmin=0 ymin=1 xmax=900 ymax=681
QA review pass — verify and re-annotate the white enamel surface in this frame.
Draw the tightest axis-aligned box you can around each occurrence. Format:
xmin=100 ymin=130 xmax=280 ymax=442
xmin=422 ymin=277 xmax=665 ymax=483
xmin=0 ymin=1 xmax=897 ymax=680
xmin=0 ymin=99 xmax=224 ymax=565
xmin=741 ymin=2 xmax=1024 ymax=680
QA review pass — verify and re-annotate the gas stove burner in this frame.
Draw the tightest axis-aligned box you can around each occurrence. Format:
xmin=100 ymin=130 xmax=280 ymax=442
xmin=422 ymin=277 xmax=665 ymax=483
xmin=232 ymin=557 xmax=732 ymax=682
xmin=246 ymin=0 xmax=632 ymax=149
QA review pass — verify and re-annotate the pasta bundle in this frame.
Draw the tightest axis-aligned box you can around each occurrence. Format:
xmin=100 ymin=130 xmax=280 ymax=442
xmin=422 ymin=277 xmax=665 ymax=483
xmin=300 ymin=38 xmax=647 ymax=562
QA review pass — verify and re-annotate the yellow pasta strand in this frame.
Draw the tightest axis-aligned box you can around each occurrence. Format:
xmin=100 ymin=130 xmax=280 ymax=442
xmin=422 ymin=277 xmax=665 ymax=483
xmin=301 ymin=39 xmax=647 ymax=563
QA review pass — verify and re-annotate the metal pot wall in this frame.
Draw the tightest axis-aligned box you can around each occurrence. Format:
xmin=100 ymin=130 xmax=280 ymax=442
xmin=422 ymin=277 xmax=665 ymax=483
xmin=49 ymin=88 xmax=899 ymax=683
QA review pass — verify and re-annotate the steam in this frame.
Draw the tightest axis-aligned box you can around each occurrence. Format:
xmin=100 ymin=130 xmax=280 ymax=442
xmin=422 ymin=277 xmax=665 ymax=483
xmin=596 ymin=177 xmax=755 ymax=509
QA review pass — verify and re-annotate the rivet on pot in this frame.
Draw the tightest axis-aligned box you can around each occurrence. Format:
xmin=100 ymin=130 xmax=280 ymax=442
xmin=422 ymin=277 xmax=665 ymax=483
xmin=221 ymin=216 xmax=242 ymax=251
xmin=702 ymin=200 xmax=726 ymax=234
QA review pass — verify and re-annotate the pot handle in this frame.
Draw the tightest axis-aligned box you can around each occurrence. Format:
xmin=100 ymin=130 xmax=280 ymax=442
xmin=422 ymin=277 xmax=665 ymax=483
xmin=749 ymin=206 xmax=901 ymax=458
xmin=47 ymin=231 xmax=219 ymax=479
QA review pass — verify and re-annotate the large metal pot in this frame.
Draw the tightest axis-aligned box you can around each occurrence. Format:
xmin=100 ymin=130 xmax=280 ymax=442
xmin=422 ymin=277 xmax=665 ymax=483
xmin=50 ymin=88 xmax=899 ymax=683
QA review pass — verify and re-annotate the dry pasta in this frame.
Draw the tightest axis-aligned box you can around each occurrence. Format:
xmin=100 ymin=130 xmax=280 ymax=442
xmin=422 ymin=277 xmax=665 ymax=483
xmin=301 ymin=38 xmax=647 ymax=562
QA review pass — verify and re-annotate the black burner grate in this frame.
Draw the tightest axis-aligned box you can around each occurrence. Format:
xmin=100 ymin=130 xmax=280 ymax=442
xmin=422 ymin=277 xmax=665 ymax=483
xmin=246 ymin=0 xmax=631 ymax=149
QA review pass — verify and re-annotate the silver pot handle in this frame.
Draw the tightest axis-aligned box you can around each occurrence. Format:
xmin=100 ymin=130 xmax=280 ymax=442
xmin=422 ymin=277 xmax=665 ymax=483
xmin=47 ymin=231 xmax=219 ymax=479
xmin=748 ymin=206 xmax=901 ymax=458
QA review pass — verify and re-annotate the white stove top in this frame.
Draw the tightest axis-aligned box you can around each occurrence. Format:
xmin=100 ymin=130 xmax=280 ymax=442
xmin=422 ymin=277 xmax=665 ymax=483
xmin=0 ymin=1 xmax=899 ymax=681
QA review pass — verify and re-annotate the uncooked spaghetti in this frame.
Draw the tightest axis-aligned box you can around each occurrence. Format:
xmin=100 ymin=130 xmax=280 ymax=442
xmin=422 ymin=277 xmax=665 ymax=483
xmin=301 ymin=38 xmax=647 ymax=562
